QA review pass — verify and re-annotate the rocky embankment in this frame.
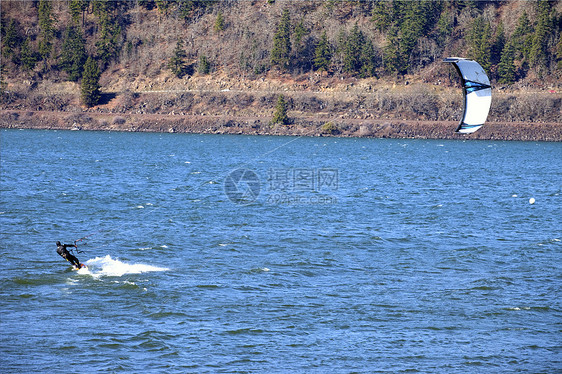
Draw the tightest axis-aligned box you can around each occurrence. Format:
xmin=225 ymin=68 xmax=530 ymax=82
xmin=1 ymin=109 xmax=560 ymax=142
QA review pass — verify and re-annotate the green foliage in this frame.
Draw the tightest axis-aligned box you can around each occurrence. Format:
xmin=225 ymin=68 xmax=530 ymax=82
xmin=270 ymin=9 xmax=292 ymax=70
xmin=61 ymin=26 xmax=87 ymax=81
xmin=341 ymin=24 xmax=377 ymax=78
xmin=529 ymin=1 xmax=553 ymax=74
xmin=321 ymin=121 xmax=339 ymax=135
xmin=382 ymin=29 xmax=400 ymax=75
xmin=293 ymin=19 xmax=307 ymax=52
xmin=20 ymin=37 xmax=38 ymax=72
xmin=93 ymin=0 xmax=122 ymax=70
xmin=512 ymin=12 xmax=534 ymax=62
xmin=491 ymin=21 xmax=506 ymax=65
xmin=371 ymin=2 xmax=393 ymax=32
xmin=375 ymin=1 xmax=441 ymax=75
xmin=214 ymin=11 xmax=225 ymax=33
xmin=314 ymin=31 xmax=331 ymax=72
xmin=198 ymin=54 xmax=210 ymax=74
xmin=271 ymin=95 xmax=289 ymax=125
xmin=81 ymin=57 xmax=101 ymax=107
xmin=178 ymin=0 xmax=218 ymax=22
xmin=169 ymin=40 xmax=188 ymax=78
xmin=38 ymin=0 xmax=56 ymax=61
xmin=436 ymin=8 xmax=453 ymax=47
xmin=2 ymin=19 xmax=20 ymax=60
xmin=468 ymin=16 xmax=492 ymax=73
xmin=69 ymin=0 xmax=88 ymax=26
xmin=497 ymin=41 xmax=516 ymax=85
xmin=343 ymin=24 xmax=363 ymax=74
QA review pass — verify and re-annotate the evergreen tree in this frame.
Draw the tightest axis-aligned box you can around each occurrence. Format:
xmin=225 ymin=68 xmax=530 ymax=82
xmin=38 ymin=0 xmax=56 ymax=61
xmin=468 ymin=16 xmax=491 ymax=72
xmin=61 ymin=26 xmax=87 ymax=81
xmin=81 ymin=57 xmax=101 ymax=107
xmin=343 ymin=23 xmax=364 ymax=74
xmin=497 ymin=41 xmax=516 ymax=85
xmin=382 ymin=28 xmax=400 ymax=75
xmin=293 ymin=19 xmax=307 ymax=53
xmin=512 ymin=12 xmax=533 ymax=62
xmin=69 ymin=0 xmax=88 ymax=26
xmin=529 ymin=2 xmax=552 ymax=73
xmin=93 ymin=0 xmax=122 ymax=70
xmin=214 ymin=11 xmax=225 ymax=33
xmin=436 ymin=8 xmax=452 ymax=47
xmin=270 ymin=9 xmax=291 ymax=70
xmin=371 ymin=1 xmax=393 ymax=32
xmin=198 ymin=54 xmax=210 ymax=74
xmin=360 ymin=39 xmax=377 ymax=78
xmin=2 ymin=19 xmax=20 ymax=60
xmin=491 ymin=21 xmax=505 ymax=65
xmin=314 ymin=31 xmax=331 ymax=73
xmin=168 ymin=40 xmax=188 ymax=78
xmin=271 ymin=95 xmax=289 ymax=125
xmin=20 ymin=37 xmax=38 ymax=71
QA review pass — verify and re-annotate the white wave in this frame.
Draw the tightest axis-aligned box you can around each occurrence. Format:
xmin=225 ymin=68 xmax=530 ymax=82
xmin=80 ymin=255 xmax=168 ymax=278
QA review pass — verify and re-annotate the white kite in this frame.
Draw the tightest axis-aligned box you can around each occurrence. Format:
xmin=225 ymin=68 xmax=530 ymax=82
xmin=444 ymin=57 xmax=492 ymax=134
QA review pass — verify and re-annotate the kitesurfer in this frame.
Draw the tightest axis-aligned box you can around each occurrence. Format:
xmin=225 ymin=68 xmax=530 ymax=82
xmin=56 ymin=241 xmax=82 ymax=268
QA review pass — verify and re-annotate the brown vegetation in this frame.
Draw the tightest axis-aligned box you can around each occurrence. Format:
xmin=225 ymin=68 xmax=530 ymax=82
xmin=0 ymin=1 xmax=560 ymax=139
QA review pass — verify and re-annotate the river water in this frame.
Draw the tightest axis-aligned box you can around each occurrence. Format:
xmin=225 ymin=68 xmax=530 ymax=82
xmin=1 ymin=129 xmax=560 ymax=373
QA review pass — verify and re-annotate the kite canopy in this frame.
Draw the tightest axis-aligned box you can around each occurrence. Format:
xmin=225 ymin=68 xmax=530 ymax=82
xmin=444 ymin=57 xmax=492 ymax=134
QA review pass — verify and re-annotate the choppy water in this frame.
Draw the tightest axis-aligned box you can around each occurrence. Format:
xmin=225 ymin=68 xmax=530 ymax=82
xmin=1 ymin=129 xmax=560 ymax=373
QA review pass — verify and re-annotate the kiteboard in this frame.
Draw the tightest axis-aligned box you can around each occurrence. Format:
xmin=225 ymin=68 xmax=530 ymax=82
xmin=73 ymin=263 xmax=87 ymax=270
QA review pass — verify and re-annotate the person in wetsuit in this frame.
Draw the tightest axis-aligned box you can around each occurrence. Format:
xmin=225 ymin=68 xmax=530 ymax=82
xmin=56 ymin=241 xmax=82 ymax=268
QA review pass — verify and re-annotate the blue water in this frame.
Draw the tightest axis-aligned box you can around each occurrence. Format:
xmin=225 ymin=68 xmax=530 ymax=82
xmin=1 ymin=129 xmax=560 ymax=373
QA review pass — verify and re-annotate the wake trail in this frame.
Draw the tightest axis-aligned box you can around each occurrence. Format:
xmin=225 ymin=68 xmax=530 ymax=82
xmin=77 ymin=255 xmax=168 ymax=278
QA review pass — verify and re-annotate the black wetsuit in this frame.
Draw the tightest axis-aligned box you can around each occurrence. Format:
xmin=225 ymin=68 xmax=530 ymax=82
xmin=56 ymin=242 xmax=81 ymax=268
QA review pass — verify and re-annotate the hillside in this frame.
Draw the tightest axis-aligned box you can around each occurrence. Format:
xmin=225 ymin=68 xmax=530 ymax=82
xmin=1 ymin=0 xmax=561 ymax=135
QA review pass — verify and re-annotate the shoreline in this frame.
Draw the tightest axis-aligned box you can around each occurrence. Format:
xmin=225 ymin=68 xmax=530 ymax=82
xmin=1 ymin=110 xmax=561 ymax=141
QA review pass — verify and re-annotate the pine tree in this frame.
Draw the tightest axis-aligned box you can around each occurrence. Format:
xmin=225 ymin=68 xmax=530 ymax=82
xmin=436 ymin=8 xmax=452 ymax=47
xmin=81 ymin=57 xmax=101 ymax=107
xmin=214 ymin=11 xmax=225 ymax=33
xmin=198 ymin=54 xmax=210 ymax=74
xmin=469 ymin=17 xmax=491 ymax=72
xmin=491 ymin=21 xmax=506 ymax=65
xmin=168 ymin=40 xmax=188 ymax=78
xmin=382 ymin=28 xmax=400 ymax=75
xmin=293 ymin=19 xmax=307 ymax=53
xmin=94 ymin=0 xmax=122 ymax=70
xmin=314 ymin=31 xmax=331 ymax=73
xmin=61 ymin=26 xmax=87 ymax=81
xmin=371 ymin=1 xmax=393 ymax=32
xmin=512 ymin=12 xmax=533 ymax=62
xmin=69 ymin=0 xmax=88 ymax=26
xmin=343 ymin=23 xmax=364 ymax=74
xmin=38 ymin=0 xmax=56 ymax=61
xmin=270 ymin=9 xmax=291 ymax=70
xmin=360 ymin=40 xmax=376 ymax=78
xmin=20 ymin=37 xmax=38 ymax=72
xmin=497 ymin=41 xmax=516 ymax=85
xmin=529 ymin=2 xmax=552 ymax=73
xmin=271 ymin=95 xmax=289 ymax=125
xmin=2 ymin=19 xmax=20 ymax=60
